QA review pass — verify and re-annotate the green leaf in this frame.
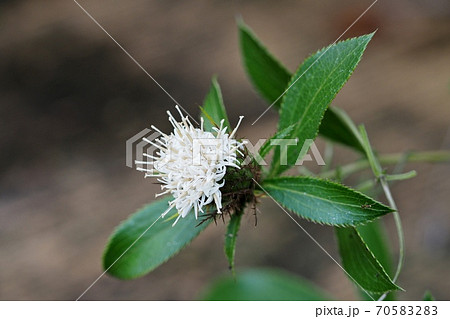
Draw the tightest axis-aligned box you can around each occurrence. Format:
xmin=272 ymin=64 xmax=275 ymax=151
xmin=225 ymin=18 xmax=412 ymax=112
xmin=335 ymin=227 xmax=402 ymax=294
xmin=358 ymin=220 xmax=393 ymax=275
xmin=357 ymin=220 xmax=395 ymax=300
xmin=271 ymin=33 xmax=374 ymax=176
xmin=201 ymin=76 xmax=231 ymax=132
xmin=259 ymin=124 xmax=295 ymax=158
xmin=320 ymin=106 xmax=365 ymax=152
xmin=239 ymin=21 xmax=368 ymax=153
xmin=103 ymin=197 xmax=211 ymax=279
xmin=239 ymin=21 xmax=291 ymax=108
xmin=260 ymin=176 xmax=394 ymax=226
xmin=423 ymin=291 xmax=435 ymax=301
xmin=201 ymin=268 xmax=331 ymax=301
xmin=224 ymin=212 xmax=243 ymax=276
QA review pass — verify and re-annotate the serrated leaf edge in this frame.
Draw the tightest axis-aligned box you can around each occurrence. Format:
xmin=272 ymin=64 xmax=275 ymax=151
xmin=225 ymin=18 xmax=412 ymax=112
xmin=260 ymin=175 xmax=394 ymax=227
xmin=272 ymin=32 xmax=375 ymax=175
xmin=337 ymin=227 xmax=403 ymax=294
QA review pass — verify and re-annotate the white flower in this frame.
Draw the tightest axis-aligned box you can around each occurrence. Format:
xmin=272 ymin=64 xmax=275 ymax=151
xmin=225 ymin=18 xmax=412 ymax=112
xmin=136 ymin=105 xmax=245 ymax=225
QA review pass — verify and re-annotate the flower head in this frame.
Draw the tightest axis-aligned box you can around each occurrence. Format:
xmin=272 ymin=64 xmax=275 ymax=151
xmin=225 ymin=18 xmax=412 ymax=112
xmin=136 ymin=106 xmax=245 ymax=225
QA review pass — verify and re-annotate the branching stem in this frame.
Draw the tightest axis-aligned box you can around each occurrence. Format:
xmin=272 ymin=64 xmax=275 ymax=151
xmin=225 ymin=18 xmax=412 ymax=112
xmin=357 ymin=126 xmax=404 ymax=302
xmin=320 ymin=150 xmax=450 ymax=180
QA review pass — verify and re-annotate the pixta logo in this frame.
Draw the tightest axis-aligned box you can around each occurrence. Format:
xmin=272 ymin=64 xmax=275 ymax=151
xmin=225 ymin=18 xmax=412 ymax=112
xmin=125 ymin=128 xmax=160 ymax=169
xmin=127 ymin=129 xmax=325 ymax=168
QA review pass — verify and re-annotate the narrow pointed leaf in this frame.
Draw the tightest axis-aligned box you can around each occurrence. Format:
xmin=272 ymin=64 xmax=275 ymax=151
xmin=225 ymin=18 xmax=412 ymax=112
xmin=336 ymin=227 xmax=402 ymax=293
xmin=224 ymin=212 xmax=243 ymax=276
xmin=271 ymin=33 xmax=374 ymax=175
xmin=260 ymin=176 xmax=394 ymax=226
xmin=202 ymin=268 xmax=331 ymax=301
xmin=239 ymin=21 xmax=368 ymax=153
xmin=103 ymin=197 xmax=211 ymax=279
xmin=239 ymin=21 xmax=291 ymax=107
xmin=357 ymin=220 xmax=395 ymax=300
xmin=358 ymin=220 xmax=393 ymax=278
xmin=320 ymin=106 xmax=365 ymax=152
xmin=259 ymin=124 xmax=295 ymax=158
xmin=201 ymin=77 xmax=231 ymax=132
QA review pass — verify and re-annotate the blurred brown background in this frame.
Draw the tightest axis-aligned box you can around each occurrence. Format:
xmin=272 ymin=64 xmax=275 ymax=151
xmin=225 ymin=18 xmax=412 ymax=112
xmin=0 ymin=0 xmax=449 ymax=300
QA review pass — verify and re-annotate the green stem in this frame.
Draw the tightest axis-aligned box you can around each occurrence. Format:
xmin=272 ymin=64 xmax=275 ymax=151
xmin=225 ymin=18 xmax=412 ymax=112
xmin=321 ymin=142 xmax=334 ymax=173
xmin=379 ymin=176 xmax=403 ymax=283
xmin=376 ymin=175 xmax=405 ymax=301
xmin=320 ymin=150 xmax=450 ymax=180
xmin=385 ymin=170 xmax=417 ymax=181
xmin=358 ymin=126 xmax=404 ymax=302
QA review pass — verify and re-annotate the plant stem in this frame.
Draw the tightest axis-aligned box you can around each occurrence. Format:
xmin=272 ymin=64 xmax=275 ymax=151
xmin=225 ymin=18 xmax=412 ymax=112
xmin=376 ymin=175 xmax=405 ymax=301
xmin=379 ymin=176 xmax=403 ymax=283
xmin=385 ymin=170 xmax=417 ymax=181
xmin=317 ymin=148 xmax=448 ymax=301
xmin=320 ymin=150 xmax=450 ymax=180
xmin=321 ymin=142 xmax=334 ymax=173
xmin=358 ymin=126 xmax=405 ymax=302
